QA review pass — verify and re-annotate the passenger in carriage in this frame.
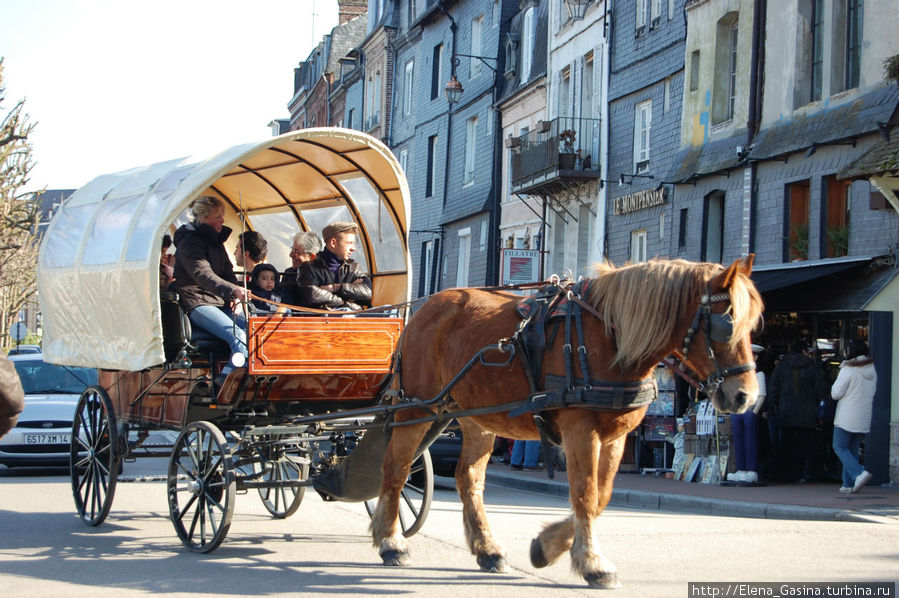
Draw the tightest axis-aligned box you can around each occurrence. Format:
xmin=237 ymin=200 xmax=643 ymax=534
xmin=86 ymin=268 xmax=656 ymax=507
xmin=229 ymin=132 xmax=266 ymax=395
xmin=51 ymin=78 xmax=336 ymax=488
xmin=281 ymin=230 xmax=323 ymax=303
xmin=296 ymin=221 xmax=372 ymax=311
xmin=248 ymin=263 xmax=289 ymax=314
xmin=172 ymin=196 xmax=249 ymax=378
xmin=233 ymin=230 xmax=268 ymax=283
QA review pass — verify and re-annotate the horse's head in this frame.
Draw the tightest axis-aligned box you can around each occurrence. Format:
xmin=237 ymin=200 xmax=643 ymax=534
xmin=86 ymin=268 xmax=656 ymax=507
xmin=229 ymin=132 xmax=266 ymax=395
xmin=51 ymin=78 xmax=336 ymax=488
xmin=680 ymin=255 xmax=764 ymax=413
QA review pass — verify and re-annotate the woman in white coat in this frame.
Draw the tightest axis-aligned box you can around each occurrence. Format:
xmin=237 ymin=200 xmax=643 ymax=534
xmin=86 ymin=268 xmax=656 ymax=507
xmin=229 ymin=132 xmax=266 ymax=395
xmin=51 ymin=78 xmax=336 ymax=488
xmin=831 ymin=339 xmax=877 ymax=493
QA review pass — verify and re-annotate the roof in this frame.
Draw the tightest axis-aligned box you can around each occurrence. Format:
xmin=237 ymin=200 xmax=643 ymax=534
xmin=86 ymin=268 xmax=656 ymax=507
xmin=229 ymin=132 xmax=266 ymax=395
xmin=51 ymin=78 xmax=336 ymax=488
xmin=38 ymin=128 xmax=411 ymax=371
xmin=838 ymin=127 xmax=899 ymax=179
xmin=664 ymin=131 xmax=747 ymax=183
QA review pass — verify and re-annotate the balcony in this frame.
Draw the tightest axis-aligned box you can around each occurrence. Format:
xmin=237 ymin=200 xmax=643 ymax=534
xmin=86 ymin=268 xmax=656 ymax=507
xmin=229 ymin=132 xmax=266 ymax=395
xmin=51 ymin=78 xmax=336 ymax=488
xmin=510 ymin=117 xmax=601 ymax=196
xmin=364 ymin=112 xmax=381 ymax=132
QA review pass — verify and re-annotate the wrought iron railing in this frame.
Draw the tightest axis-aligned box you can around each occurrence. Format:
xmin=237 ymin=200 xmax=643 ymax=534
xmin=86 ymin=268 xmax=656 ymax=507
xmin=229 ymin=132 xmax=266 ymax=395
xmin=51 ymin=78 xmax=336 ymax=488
xmin=509 ymin=116 xmax=601 ymax=191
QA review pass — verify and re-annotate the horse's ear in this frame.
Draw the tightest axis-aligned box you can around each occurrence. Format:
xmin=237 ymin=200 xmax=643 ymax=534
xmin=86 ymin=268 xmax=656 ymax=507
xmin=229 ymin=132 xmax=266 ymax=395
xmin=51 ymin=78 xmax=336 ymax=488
xmin=716 ymin=254 xmax=755 ymax=290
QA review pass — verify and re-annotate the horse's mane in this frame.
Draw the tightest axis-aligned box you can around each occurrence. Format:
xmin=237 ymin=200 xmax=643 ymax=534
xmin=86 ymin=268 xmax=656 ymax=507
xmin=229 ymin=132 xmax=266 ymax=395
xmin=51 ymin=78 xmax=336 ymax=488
xmin=587 ymin=259 xmax=763 ymax=370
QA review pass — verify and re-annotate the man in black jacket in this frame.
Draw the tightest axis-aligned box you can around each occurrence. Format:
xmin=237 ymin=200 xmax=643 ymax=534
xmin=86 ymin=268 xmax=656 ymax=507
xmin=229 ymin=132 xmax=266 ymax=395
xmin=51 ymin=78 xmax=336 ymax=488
xmin=296 ymin=221 xmax=372 ymax=310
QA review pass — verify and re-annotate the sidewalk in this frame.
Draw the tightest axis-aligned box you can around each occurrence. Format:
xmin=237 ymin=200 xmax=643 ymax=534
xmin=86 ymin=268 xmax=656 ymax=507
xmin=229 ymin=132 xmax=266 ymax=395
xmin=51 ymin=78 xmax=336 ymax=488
xmin=484 ymin=462 xmax=899 ymax=524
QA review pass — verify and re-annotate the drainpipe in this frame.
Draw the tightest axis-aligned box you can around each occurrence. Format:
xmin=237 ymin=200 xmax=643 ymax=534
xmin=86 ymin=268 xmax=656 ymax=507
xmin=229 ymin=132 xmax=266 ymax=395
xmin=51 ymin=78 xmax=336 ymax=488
xmin=599 ymin=0 xmax=613 ymax=260
xmin=437 ymin=1 xmax=457 ymax=290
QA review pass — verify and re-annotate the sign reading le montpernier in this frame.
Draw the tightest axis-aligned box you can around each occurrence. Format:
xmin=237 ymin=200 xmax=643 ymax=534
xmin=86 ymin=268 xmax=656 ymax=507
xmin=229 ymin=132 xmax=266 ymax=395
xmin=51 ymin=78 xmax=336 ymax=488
xmin=613 ymin=187 xmax=667 ymax=215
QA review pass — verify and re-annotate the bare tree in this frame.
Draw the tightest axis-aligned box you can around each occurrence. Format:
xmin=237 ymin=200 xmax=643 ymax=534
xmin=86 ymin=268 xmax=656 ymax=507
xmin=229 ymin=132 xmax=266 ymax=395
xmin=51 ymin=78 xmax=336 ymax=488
xmin=0 ymin=58 xmax=41 ymax=349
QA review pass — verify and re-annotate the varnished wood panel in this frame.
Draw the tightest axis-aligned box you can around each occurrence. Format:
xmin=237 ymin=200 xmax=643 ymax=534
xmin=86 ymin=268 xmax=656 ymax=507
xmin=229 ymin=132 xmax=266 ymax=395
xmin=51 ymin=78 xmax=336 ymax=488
xmin=248 ymin=315 xmax=403 ymax=375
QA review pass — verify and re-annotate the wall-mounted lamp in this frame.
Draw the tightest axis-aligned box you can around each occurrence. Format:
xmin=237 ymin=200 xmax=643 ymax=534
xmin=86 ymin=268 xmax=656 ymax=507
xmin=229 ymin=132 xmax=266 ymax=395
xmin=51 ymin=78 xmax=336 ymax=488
xmin=444 ymin=74 xmax=464 ymax=104
xmin=804 ymin=139 xmax=856 ymax=158
xmin=597 ymin=179 xmax=616 ymax=190
xmin=564 ymin=0 xmax=591 ymax=21
xmin=445 ymin=54 xmax=498 ymax=105
xmin=618 ymin=173 xmax=655 ymax=186
xmin=877 ymin=121 xmax=892 ymax=143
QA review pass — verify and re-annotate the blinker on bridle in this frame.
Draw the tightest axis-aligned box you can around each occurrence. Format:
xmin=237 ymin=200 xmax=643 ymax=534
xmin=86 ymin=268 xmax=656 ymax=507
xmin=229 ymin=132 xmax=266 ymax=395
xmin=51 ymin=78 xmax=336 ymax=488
xmin=680 ymin=290 xmax=755 ymax=398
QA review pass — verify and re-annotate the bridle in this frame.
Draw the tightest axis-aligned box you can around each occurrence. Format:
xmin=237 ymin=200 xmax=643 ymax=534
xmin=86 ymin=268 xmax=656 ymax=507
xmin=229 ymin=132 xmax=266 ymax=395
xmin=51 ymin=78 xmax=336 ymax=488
xmin=676 ymin=289 xmax=756 ymax=398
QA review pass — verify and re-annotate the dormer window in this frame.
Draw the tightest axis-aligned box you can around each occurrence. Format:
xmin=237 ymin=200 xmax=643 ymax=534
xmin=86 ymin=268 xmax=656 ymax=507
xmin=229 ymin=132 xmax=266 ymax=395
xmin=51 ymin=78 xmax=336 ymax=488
xmin=504 ymin=33 xmax=519 ymax=82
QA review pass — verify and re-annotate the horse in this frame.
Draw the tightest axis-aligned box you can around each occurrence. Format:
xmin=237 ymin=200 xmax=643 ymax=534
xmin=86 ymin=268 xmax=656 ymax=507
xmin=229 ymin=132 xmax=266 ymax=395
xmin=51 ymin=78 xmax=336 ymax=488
xmin=369 ymin=256 xmax=764 ymax=588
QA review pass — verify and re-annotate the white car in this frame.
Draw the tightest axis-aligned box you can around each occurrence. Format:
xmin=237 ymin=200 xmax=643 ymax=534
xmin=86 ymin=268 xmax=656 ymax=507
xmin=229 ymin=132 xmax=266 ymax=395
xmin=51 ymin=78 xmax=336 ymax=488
xmin=0 ymin=355 xmax=98 ymax=467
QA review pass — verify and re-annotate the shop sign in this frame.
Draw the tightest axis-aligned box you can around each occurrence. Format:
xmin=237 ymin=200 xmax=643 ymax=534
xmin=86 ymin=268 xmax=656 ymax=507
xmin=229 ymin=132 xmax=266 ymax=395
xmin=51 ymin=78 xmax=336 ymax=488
xmin=613 ymin=187 xmax=667 ymax=215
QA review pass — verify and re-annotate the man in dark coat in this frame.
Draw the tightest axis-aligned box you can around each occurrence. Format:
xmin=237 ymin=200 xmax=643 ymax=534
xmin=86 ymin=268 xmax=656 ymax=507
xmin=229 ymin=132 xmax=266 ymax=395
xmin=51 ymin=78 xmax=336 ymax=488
xmin=296 ymin=222 xmax=372 ymax=311
xmin=767 ymin=340 xmax=828 ymax=482
xmin=0 ymin=354 xmax=24 ymax=439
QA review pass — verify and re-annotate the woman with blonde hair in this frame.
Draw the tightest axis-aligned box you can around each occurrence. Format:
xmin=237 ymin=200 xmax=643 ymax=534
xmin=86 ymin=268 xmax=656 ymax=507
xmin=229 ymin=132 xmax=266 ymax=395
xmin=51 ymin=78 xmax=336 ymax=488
xmin=172 ymin=196 xmax=248 ymax=384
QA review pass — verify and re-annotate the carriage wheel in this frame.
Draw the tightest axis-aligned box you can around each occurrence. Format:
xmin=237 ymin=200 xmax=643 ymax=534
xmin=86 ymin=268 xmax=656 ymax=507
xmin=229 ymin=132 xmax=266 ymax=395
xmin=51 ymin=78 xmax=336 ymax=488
xmin=254 ymin=435 xmax=308 ymax=519
xmin=70 ymin=386 xmax=120 ymax=526
xmin=167 ymin=421 xmax=235 ymax=553
xmin=364 ymin=449 xmax=433 ymax=537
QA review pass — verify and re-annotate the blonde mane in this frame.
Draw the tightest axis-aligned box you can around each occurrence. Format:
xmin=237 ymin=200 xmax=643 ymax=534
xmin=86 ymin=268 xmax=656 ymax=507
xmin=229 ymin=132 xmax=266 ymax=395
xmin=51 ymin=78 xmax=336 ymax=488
xmin=587 ymin=259 xmax=763 ymax=370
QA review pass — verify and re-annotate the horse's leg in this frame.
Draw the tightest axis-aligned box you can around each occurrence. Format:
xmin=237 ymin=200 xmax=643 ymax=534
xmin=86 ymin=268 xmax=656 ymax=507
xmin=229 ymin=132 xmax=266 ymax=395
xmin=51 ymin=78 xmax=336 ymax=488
xmin=456 ymin=418 xmax=507 ymax=572
xmin=370 ymin=421 xmax=430 ymax=566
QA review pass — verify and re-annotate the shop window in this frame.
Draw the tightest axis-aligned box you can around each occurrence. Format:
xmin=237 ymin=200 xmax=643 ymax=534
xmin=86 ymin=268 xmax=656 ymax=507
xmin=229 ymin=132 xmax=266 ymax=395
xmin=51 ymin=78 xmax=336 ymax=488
xmin=785 ymin=180 xmax=811 ymax=261
xmin=822 ymin=175 xmax=850 ymax=258
xmin=702 ymin=190 xmax=725 ymax=263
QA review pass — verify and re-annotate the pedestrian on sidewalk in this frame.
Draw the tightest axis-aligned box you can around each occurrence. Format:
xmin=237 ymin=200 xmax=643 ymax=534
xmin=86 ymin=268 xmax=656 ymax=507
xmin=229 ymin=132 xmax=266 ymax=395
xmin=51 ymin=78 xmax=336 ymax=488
xmin=509 ymin=439 xmax=541 ymax=470
xmin=767 ymin=339 xmax=828 ymax=483
xmin=831 ymin=339 xmax=877 ymax=494
xmin=727 ymin=344 xmax=765 ymax=484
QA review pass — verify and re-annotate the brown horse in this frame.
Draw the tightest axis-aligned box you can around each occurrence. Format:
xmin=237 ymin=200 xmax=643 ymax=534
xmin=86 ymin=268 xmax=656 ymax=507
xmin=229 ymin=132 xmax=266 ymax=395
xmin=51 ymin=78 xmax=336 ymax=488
xmin=370 ymin=256 xmax=763 ymax=588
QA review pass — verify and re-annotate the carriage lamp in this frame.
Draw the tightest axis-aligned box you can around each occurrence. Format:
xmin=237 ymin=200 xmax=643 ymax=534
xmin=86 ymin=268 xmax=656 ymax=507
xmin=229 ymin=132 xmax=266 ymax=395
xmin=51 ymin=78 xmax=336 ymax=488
xmin=444 ymin=74 xmax=464 ymax=105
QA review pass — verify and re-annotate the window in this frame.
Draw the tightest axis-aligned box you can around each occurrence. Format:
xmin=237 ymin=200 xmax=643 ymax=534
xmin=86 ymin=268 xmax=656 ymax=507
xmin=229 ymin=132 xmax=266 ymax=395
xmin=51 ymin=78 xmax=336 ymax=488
xmin=811 ymin=0 xmax=824 ymax=102
xmin=702 ymin=191 xmax=725 ymax=263
xmin=347 ymin=108 xmax=355 ymax=130
xmin=480 ymin=219 xmax=488 ymax=249
xmin=631 ymin=230 xmax=647 ymax=263
xmin=457 ymin=229 xmax=471 ymax=287
xmin=431 ymin=44 xmax=443 ymax=100
xmin=845 ymin=0 xmax=863 ymax=90
xmin=690 ymin=50 xmax=700 ymax=91
xmin=408 ymin=0 xmax=417 ymax=28
xmin=399 ymin=148 xmax=408 ymax=175
xmin=650 ymin=0 xmax=662 ymax=28
xmin=636 ymin=0 xmax=647 ymax=36
xmin=633 ymin=100 xmax=652 ymax=173
xmin=559 ymin=67 xmax=571 ymax=117
xmin=664 ymin=77 xmax=670 ymax=113
xmin=785 ymin=180 xmax=811 ymax=261
xmin=581 ymin=53 xmax=595 ymax=155
xmin=420 ymin=239 xmax=434 ymax=296
xmin=577 ymin=204 xmax=591 ymax=275
xmin=493 ymin=0 xmax=500 ymax=27
xmin=822 ymin=175 xmax=850 ymax=258
xmin=678 ymin=208 xmax=688 ymax=250
xmin=464 ymin=116 xmax=478 ymax=184
xmin=712 ymin=14 xmax=739 ymax=125
xmin=471 ymin=15 xmax=483 ymax=78
xmin=403 ymin=60 xmax=414 ymax=116
xmin=521 ymin=8 xmax=535 ymax=82
xmin=669 ymin=0 xmax=675 ymax=20
xmin=426 ymin=135 xmax=437 ymax=197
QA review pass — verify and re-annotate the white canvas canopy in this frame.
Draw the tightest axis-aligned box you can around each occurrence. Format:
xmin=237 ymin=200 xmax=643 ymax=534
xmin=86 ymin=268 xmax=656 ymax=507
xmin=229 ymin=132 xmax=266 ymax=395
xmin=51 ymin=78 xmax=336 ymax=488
xmin=38 ymin=128 xmax=412 ymax=371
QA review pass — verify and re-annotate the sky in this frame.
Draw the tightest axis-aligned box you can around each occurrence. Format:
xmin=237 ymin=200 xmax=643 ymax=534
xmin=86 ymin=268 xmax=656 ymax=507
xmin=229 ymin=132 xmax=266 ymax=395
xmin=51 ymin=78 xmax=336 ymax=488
xmin=0 ymin=0 xmax=340 ymax=192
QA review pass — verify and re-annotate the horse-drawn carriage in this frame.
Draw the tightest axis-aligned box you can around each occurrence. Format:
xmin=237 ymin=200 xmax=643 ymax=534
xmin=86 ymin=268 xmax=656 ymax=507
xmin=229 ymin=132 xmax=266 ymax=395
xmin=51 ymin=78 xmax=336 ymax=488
xmin=40 ymin=128 xmax=765 ymax=588
xmin=39 ymin=128 xmax=431 ymax=552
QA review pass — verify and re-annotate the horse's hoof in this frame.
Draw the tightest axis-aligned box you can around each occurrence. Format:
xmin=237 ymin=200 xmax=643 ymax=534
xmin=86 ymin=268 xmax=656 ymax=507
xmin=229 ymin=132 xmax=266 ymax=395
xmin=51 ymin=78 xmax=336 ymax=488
xmin=584 ymin=571 xmax=621 ymax=589
xmin=530 ymin=538 xmax=549 ymax=568
xmin=476 ymin=553 xmax=508 ymax=573
xmin=380 ymin=549 xmax=411 ymax=567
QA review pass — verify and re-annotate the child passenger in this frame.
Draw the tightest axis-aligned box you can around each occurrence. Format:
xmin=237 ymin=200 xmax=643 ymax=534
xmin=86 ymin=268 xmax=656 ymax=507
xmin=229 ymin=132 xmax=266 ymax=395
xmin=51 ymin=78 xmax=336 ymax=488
xmin=248 ymin=263 xmax=289 ymax=314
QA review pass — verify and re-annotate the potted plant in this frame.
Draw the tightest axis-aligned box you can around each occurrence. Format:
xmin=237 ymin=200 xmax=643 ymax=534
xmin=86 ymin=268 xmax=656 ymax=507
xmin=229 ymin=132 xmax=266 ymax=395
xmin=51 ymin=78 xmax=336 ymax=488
xmin=558 ymin=129 xmax=577 ymax=170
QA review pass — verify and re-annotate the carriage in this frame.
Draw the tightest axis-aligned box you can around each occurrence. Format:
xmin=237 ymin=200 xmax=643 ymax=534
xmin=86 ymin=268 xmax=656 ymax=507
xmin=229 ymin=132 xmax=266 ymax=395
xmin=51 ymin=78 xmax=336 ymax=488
xmin=40 ymin=128 xmax=765 ymax=588
xmin=38 ymin=128 xmax=433 ymax=552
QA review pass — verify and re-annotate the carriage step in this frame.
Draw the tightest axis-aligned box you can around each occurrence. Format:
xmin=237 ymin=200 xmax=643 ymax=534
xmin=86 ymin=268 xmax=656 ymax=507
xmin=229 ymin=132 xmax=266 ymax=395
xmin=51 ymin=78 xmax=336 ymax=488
xmin=117 ymin=474 xmax=187 ymax=483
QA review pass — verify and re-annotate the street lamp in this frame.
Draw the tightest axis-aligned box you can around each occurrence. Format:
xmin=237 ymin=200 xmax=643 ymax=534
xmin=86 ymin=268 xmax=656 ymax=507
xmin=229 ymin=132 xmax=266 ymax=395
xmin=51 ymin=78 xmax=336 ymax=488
xmin=444 ymin=74 xmax=463 ymax=105
xmin=565 ymin=0 xmax=591 ymax=21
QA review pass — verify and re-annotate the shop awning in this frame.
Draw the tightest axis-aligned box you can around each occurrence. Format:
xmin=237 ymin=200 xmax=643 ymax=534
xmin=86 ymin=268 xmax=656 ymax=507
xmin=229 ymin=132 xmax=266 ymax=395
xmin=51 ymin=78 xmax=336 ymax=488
xmin=751 ymin=256 xmax=897 ymax=312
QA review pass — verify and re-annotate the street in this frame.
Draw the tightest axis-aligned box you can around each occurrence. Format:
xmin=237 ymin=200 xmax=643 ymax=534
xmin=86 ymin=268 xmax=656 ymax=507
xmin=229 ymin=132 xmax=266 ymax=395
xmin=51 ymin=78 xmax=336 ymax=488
xmin=1 ymin=458 xmax=897 ymax=597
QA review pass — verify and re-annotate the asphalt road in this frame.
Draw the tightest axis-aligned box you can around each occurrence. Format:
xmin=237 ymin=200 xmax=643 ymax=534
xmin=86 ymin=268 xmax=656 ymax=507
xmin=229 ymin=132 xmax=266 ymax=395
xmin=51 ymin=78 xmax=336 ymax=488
xmin=1 ymin=459 xmax=897 ymax=597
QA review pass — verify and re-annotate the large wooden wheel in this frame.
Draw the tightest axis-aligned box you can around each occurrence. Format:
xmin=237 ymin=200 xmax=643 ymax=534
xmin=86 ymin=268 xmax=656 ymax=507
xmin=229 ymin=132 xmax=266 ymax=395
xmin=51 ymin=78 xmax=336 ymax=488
xmin=254 ymin=433 xmax=308 ymax=519
xmin=167 ymin=421 xmax=235 ymax=553
xmin=364 ymin=449 xmax=433 ymax=537
xmin=70 ymin=386 xmax=120 ymax=526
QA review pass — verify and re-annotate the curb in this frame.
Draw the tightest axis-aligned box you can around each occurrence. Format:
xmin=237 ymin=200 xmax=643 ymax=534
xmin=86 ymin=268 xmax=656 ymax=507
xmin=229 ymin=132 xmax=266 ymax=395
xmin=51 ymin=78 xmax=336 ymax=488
xmin=484 ymin=470 xmax=894 ymax=523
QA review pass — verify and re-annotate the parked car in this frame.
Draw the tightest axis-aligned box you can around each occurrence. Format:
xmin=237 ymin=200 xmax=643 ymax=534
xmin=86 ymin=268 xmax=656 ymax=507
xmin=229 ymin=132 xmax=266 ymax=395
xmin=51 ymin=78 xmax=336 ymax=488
xmin=7 ymin=344 xmax=41 ymax=356
xmin=429 ymin=424 xmax=463 ymax=478
xmin=0 ymin=355 xmax=98 ymax=467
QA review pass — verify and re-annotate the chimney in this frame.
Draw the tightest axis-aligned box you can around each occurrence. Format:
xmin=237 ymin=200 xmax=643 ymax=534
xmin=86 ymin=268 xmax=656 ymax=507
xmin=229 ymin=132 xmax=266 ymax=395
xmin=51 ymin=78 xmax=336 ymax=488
xmin=338 ymin=0 xmax=367 ymax=25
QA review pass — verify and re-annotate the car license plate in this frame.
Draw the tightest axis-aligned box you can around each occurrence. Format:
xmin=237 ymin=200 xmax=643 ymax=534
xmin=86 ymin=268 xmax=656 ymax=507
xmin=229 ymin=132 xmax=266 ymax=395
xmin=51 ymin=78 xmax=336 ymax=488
xmin=24 ymin=433 xmax=71 ymax=445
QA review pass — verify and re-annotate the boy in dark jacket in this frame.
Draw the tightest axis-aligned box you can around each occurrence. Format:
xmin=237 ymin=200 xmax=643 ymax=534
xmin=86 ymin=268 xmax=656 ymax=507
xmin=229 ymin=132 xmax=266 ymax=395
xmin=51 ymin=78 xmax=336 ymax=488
xmin=296 ymin=221 xmax=372 ymax=310
xmin=248 ymin=263 xmax=288 ymax=314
